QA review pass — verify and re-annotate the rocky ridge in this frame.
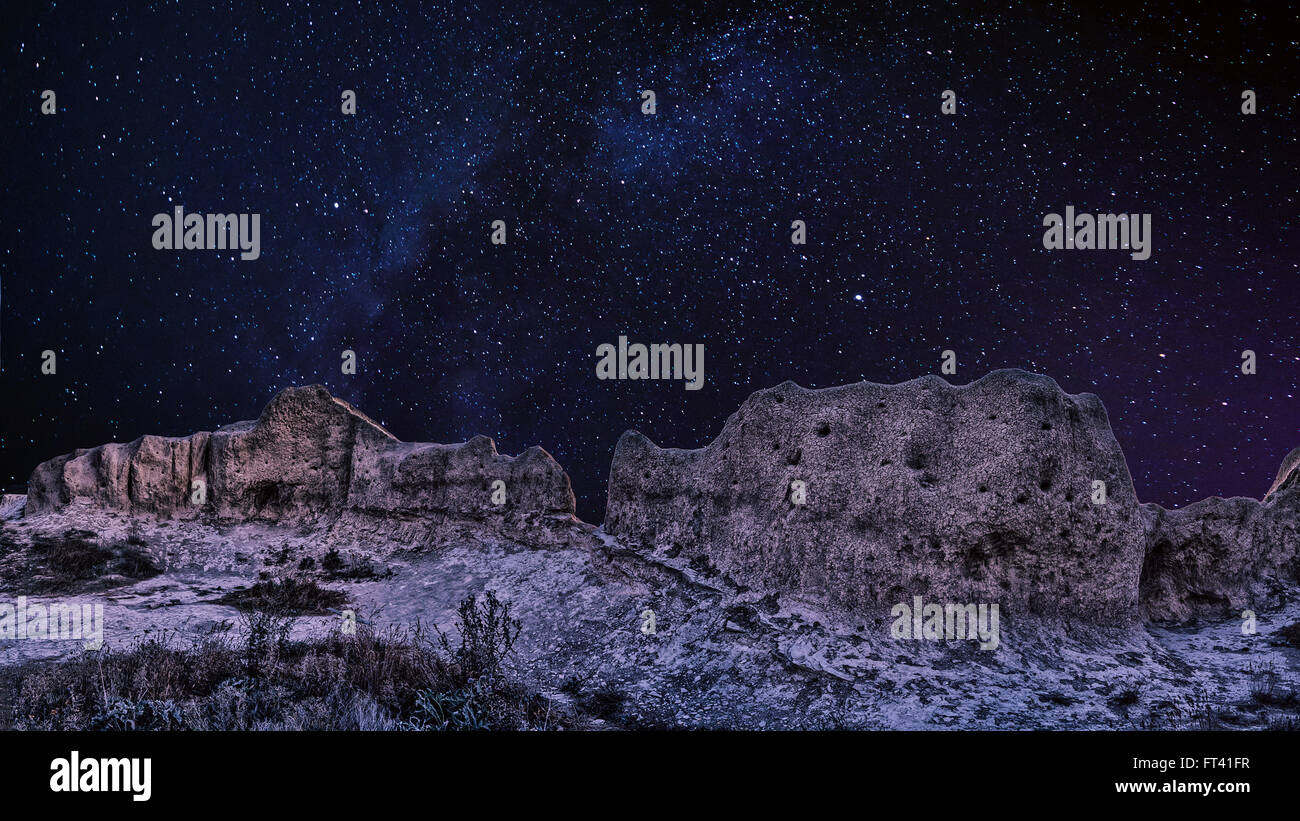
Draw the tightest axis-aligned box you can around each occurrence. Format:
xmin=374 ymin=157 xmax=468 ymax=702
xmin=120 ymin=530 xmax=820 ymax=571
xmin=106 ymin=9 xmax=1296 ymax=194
xmin=607 ymin=370 xmax=1299 ymax=625
xmin=4 ymin=373 xmax=1299 ymax=730
xmin=18 ymin=373 xmax=1300 ymax=625
xmin=25 ymin=385 xmax=576 ymax=545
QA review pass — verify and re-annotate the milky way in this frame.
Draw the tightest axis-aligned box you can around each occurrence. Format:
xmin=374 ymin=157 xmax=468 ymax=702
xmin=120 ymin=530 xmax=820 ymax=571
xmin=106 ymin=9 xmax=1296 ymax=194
xmin=2 ymin=2 xmax=1296 ymax=520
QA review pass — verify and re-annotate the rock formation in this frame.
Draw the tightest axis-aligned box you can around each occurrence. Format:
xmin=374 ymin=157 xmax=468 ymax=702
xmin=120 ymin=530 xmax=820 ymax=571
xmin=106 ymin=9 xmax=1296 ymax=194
xmin=17 ymin=374 xmax=1298 ymax=627
xmin=25 ymin=386 xmax=576 ymax=531
xmin=1265 ymin=445 xmax=1300 ymax=501
xmin=1140 ymin=448 xmax=1300 ymax=622
xmin=607 ymin=370 xmax=1149 ymax=624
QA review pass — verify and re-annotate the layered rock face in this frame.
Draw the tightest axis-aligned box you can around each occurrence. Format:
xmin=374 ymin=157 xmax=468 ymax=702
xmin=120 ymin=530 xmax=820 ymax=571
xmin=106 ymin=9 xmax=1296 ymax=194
xmin=18 ymin=375 xmax=1297 ymax=626
xmin=25 ymin=386 xmax=575 ymax=528
xmin=1265 ymin=446 xmax=1300 ymax=500
xmin=1140 ymin=449 xmax=1300 ymax=622
xmin=607 ymin=370 xmax=1149 ymax=624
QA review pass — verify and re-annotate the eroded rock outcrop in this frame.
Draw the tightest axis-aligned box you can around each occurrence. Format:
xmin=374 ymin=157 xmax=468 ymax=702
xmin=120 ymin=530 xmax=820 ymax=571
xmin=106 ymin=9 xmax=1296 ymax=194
xmin=25 ymin=386 xmax=576 ymax=530
xmin=17 ymin=375 xmax=1298 ymax=627
xmin=1265 ymin=445 xmax=1300 ymax=501
xmin=607 ymin=370 xmax=1300 ymax=626
xmin=607 ymin=370 xmax=1150 ymax=624
xmin=1140 ymin=455 xmax=1300 ymax=622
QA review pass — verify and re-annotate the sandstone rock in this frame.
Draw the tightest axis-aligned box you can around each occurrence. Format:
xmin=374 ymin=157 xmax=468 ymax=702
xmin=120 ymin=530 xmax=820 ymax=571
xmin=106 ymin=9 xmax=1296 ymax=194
xmin=7 ymin=373 xmax=1300 ymax=729
xmin=1140 ymin=454 xmax=1300 ymax=622
xmin=25 ymin=386 xmax=575 ymax=530
xmin=607 ymin=370 xmax=1149 ymax=624
xmin=1266 ymin=445 xmax=1300 ymax=500
xmin=18 ymin=375 xmax=1298 ymax=627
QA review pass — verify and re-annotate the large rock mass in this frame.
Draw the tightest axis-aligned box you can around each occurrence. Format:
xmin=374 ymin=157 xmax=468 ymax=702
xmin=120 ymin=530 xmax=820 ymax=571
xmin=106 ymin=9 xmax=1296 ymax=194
xmin=607 ymin=370 xmax=1149 ymax=624
xmin=607 ymin=370 xmax=1300 ymax=625
xmin=18 ymin=374 xmax=1298 ymax=626
xmin=1140 ymin=447 xmax=1300 ymax=622
xmin=25 ymin=386 xmax=576 ymax=530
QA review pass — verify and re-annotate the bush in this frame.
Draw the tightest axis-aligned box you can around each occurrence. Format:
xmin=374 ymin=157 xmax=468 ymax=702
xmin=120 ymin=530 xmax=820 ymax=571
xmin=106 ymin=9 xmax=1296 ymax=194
xmin=217 ymin=578 xmax=349 ymax=616
xmin=1274 ymin=620 xmax=1300 ymax=649
xmin=436 ymin=589 xmax=521 ymax=684
xmin=1109 ymin=687 xmax=1141 ymax=707
xmin=116 ymin=545 xmax=163 ymax=578
xmin=399 ymin=684 xmax=491 ymax=731
xmin=320 ymin=548 xmax=391 ymax=580
xmin=1247 ymin=661 xmax=1299 ymax=708
xmin=91 ymin=698 xmax=187 ymax=731
xmin=35 ymin=531 xmax=114 ymax=579
xmin=323 ymin=548 xmax=345 ymax=573
xmin=20 ymin=529 xmax=162 ymax=592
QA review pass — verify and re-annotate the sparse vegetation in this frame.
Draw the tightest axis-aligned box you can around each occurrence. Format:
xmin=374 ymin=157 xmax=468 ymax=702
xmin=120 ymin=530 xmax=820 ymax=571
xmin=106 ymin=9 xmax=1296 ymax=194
xmin=574 ymin=686 xmax=626 ymax=721
xmin=436 ymin=589 xmax=520 ymax=680
xmin=117 ymin=544 xmax=164 ymax=578
xmin=320 ymin=547 xmax=392 ymax=581
xmin=1266 ymin=711 xmax=1300 ymax=730
xmin=1273 ymin=620 xmax=1300 ymax=649
xmin=1109 ymin=686 xmax=1140 ymax=708
xmin=260 ymin=545 xmax=390 ymax=580
xmin=125 ymin=522 xmax=147 ymax=547
xmin=2 ymin=591 xmax=587 ymax=731
xmin=4 ymin=528 xmax=163 ymax=593
xmin=1247 ymin=661 xmax=1300 ymax=709
xmin=558 ymin=675 xmax=627 ymax=724
xmin=1124 ymin=663 xmax=1300 ymax=730
xmin=1184 ymin=686 xmax=1225 ymax=730
xmin=322 ymin=548 xmax=345 ymax=573
xmin=217 ymin=578 xmax=349 ymax=615
xmin=33 ymin=531 xmax=113 ymax=580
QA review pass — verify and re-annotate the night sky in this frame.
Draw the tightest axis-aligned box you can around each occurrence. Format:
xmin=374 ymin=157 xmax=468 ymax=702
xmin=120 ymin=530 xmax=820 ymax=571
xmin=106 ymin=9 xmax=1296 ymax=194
xmin=2 ymin=1 xmax=1296 ymax=522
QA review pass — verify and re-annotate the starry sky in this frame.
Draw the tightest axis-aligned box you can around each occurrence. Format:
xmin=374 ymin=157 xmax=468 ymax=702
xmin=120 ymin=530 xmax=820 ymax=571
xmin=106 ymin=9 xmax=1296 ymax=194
xmin=2 ymin=1 xmax=1296 ymax=521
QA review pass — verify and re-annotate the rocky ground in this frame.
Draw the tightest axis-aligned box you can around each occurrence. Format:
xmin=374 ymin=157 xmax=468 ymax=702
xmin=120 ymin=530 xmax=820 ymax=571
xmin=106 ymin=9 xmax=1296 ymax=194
xmin=2 ymin=502 xmax=1297 ymax=729
xmin=2 ymin=374 xmax=1298 ymax=730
